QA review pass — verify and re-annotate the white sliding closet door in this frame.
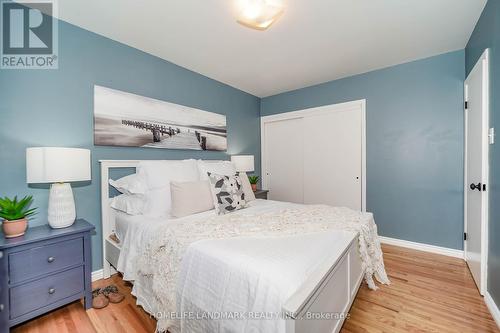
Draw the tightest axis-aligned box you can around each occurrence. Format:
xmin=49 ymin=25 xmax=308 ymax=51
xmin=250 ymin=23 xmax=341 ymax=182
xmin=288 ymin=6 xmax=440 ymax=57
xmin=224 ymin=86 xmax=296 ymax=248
xmin=303 ymin=108 xmax=362 ymax=210
xmin=264 ymin=118 xmax=304 ymax=203
xmin=262 ymin=100 xmax=366 ymax=211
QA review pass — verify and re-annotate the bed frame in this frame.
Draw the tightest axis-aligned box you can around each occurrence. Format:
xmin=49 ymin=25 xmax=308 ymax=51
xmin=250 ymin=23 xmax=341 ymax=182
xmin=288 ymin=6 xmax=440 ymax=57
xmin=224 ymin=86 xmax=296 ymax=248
xmin=99 ymin=159 xmax=364 ymax=333
xmin=100 ymin=160 xmax=140 ymax=279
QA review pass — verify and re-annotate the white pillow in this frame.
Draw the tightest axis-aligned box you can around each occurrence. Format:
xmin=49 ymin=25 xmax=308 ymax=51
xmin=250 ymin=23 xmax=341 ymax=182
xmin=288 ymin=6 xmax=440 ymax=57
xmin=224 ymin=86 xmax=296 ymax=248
xmin=138 ymin=160 xmax=201 ymax=217
xmin=110 ymin=194 xmax=146 ymax=215
xmin=109 ymin=174 xmax=147 ymax=195
xmin=137 ymin=160 xmax=200 ymax=189
xmin=143 ymin=187 xmax=171 ymax=217
xmin=198 ymin=160 xmax=236 ymax=180
xmin=170 ymin=180 xmax=214 ymax=218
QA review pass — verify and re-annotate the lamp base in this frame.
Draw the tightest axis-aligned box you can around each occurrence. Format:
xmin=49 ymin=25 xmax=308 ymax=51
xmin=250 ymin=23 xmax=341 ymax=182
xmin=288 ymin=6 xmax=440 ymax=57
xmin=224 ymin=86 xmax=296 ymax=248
xmin=48 ymin=183 xmax=76 ymax=229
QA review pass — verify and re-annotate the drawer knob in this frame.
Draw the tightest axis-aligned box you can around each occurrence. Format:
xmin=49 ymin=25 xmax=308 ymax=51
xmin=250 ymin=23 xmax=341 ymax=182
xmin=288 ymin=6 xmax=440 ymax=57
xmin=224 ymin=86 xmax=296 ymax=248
xmin=48 ymin=288 xmax=56 ymax=295
xmin=0 ymin=251 xmax=3 ymax=259
xmin=0 ymin=304 xmax=4 ymax=311
xmin=47 ymin=256 xmax=55 ymax=263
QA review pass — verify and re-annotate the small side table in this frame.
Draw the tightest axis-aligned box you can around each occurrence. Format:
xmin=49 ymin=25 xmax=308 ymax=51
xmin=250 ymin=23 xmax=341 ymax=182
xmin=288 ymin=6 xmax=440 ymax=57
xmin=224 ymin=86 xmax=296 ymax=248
xmin=254 ymin=189 xmax=269 ymax=200
xmin=0 ymin=219 xmax=94 ymax=331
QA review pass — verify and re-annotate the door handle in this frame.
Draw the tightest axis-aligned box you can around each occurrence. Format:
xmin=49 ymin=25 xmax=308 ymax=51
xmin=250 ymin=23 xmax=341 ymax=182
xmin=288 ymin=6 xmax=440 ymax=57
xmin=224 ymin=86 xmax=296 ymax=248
xmin=470 ymin=182 xmax=482 ymax=191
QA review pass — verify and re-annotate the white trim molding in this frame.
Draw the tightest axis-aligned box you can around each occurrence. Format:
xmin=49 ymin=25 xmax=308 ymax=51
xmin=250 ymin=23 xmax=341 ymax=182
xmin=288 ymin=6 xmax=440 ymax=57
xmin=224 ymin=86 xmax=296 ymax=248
xmin=379 ymin=236 xmax=464 ymax=259
xmin=91 ymin=269 xmax=104 ymax=282
xmin=485 ymin=292 xmax=500 ymax=329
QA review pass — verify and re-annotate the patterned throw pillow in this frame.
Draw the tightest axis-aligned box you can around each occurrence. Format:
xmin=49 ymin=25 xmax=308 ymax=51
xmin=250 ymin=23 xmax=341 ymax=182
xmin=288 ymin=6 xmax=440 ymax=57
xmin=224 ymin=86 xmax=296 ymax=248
xmin=207 ymin=172 xmax=246 ymax=215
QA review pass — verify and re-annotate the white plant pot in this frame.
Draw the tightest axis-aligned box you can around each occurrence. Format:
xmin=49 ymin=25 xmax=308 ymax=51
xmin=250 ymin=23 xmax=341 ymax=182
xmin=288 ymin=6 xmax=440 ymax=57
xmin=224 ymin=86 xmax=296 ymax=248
xmin=48 ymin=183 xmax=76 ymax=229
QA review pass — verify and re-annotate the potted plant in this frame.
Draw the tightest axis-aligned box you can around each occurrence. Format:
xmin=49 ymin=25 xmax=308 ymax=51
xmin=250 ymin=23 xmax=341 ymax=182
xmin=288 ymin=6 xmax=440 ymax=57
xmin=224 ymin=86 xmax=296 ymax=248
xmin=0 ymin=195 xmax=37 ymax=238
xmin=248 ymin=175 xmax=259 ymax=192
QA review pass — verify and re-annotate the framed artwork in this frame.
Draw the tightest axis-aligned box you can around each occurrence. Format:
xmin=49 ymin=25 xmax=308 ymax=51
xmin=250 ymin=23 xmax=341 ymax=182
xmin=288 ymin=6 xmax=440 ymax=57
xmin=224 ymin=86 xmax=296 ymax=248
xmin=94 ymin=85 xmax=227 ymax=151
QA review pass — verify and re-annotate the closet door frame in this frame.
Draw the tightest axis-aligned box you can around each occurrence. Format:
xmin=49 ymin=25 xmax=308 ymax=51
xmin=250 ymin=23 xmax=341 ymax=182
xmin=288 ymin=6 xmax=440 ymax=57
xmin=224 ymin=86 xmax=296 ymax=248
xmin=261 ymin=99 xmax=367 ymax=212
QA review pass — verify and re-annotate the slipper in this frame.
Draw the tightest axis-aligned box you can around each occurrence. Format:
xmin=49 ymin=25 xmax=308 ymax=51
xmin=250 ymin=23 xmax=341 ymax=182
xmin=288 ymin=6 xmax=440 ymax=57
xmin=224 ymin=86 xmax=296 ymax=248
xmin=92 ymin=288 xmax=109 ymax=309
xmin=102 ymin=285 xmax=125 ymax=303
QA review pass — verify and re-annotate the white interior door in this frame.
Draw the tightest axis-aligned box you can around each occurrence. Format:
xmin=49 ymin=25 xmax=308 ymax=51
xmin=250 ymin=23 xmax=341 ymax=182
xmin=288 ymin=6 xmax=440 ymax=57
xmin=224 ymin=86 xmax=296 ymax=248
xmin=303 ymin=108 xmax=363 ymax=210
xmin=464 ymin=50 xmax=489 ymax=296
xmin=264 ymin=117 xmax=304 ymax=203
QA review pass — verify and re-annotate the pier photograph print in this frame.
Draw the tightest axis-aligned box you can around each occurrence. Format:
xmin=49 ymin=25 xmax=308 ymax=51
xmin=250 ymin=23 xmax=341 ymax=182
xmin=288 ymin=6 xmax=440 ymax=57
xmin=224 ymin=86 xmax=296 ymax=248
xmin=93 ymin=85 xmax=227 ymax=151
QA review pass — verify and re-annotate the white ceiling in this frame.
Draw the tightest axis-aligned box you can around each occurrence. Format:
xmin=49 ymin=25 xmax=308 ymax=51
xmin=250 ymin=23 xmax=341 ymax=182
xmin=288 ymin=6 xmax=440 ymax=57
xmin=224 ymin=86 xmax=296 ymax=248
xmin=55 ymin=0 xmax=486 ymax=97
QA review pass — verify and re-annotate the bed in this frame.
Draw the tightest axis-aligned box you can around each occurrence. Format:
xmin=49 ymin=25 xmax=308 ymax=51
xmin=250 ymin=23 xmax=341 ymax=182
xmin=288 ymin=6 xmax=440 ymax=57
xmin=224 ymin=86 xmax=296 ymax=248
xmin=99 ymin=160 xmax=389 ymax=333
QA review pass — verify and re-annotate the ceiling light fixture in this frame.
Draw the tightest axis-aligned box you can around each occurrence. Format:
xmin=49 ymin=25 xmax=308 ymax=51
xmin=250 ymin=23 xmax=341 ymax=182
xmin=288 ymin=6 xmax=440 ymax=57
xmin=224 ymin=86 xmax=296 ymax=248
xmin=236 ymin=0 xmax=285 ymax=31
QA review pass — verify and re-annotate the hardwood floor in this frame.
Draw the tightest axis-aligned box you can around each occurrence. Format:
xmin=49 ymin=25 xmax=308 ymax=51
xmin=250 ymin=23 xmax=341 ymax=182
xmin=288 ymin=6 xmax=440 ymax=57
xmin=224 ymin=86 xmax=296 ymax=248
xmin=12 ymin=244 xmax=500 ymax=333
xmin=11 ymin=277 xmax=156 ymax=333
xmin=342 ymin=245 xmax=499 ymax=333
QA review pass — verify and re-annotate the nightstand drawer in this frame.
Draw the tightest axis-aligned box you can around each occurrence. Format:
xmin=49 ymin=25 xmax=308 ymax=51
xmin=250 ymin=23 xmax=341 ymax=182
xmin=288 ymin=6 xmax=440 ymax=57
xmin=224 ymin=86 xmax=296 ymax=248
xmin=0 ymin=220 xmax=94 ymax=330
xmin=9 ymin=266 xmax=84 ymax=319
xmin=9 ymin=238 xmax=84 ymax=283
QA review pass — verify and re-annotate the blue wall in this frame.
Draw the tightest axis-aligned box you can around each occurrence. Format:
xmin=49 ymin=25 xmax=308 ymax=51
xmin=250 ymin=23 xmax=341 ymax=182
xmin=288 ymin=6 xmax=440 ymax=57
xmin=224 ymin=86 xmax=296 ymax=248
xmin=261 ymin=50 xmax=465 ymax=250
xmin=466 ymin=0 xmax=500 ymax=307
xmin=0 ymin=15 xmax=470 ymax=272
xmin=0 ymin=20 xmax=261 ymax=271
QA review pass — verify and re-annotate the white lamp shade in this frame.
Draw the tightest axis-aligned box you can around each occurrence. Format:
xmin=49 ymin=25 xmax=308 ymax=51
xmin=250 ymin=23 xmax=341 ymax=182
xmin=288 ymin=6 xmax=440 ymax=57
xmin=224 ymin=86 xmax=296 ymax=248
xmin=231 ymin=155 xmax=254 ymax=172
xmin=26 ymin=147 xmax=91 ymax=183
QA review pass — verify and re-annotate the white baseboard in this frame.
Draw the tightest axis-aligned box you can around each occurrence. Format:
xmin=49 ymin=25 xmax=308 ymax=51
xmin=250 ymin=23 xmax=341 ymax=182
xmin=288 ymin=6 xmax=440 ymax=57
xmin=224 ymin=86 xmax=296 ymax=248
xmin=379 ymin=236 xmax=464 ymax=259
xmin=485 ymin=292 xmax=500 ymax=329
xmin=92 ymin=269 xmax=104 ymax=282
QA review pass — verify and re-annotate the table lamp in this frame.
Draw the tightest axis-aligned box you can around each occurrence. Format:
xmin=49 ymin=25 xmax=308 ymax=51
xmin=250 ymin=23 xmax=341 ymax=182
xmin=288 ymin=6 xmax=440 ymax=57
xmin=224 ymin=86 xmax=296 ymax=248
xmin=26 ymin=147 xmax=91 ymax=229
xmin=231 ymin=155 xmax=254 ymax=175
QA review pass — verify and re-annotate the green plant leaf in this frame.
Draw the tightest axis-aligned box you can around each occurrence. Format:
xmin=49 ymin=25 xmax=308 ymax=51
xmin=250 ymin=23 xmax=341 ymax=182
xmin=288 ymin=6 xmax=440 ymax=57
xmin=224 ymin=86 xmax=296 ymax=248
xmin=248 ymin=175 xmax=259 ymax=184
xmin=0 ymin=195 xmax=37 ymax=221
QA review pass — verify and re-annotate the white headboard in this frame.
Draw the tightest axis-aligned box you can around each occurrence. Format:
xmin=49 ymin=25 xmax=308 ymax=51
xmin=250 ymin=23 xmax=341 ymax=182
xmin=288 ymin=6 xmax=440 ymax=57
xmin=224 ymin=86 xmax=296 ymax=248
xmin=99 ymin=159 xmax=228 ymax=278
xmin=99 ymin=160 xmax=142 ymax=278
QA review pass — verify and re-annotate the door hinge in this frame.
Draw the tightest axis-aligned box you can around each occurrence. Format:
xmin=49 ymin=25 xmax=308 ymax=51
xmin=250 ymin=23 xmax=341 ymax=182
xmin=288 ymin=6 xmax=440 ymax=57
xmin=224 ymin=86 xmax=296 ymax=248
xmin=464 ymin=232 xmax=467 ymax=241
xmin=465 ymin=101 xmax=469 ymax=110
xmin=483 ymin=184 xmax=487 ymax=191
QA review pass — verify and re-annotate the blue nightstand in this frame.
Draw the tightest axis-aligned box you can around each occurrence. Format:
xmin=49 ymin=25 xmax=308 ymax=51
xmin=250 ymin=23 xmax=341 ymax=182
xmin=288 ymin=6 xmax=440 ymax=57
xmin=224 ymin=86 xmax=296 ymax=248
xmin=0 ymin=219 xmax=94 ymax=331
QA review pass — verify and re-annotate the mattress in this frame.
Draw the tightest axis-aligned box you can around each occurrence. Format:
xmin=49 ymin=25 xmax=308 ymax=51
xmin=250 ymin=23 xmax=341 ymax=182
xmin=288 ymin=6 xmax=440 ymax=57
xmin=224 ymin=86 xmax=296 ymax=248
xmin=114 ymin=211 xmax=135 ymax=243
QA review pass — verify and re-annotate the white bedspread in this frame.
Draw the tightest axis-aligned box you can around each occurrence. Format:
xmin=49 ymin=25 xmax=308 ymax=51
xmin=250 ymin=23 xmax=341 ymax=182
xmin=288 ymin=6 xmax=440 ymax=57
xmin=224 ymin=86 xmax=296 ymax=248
xmin=116 ymin=200 xmax=389 ymax=333
xmin=177 ymin=230 xmax=356 ymax=333
xmin=118 ymin=200 xmax=301 ymax=281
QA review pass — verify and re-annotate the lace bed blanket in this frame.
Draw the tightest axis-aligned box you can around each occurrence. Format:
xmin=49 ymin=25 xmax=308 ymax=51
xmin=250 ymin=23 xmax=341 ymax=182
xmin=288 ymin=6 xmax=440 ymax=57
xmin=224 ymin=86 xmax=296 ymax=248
xmin=136 ymin=205 xmax=390 ymax=332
